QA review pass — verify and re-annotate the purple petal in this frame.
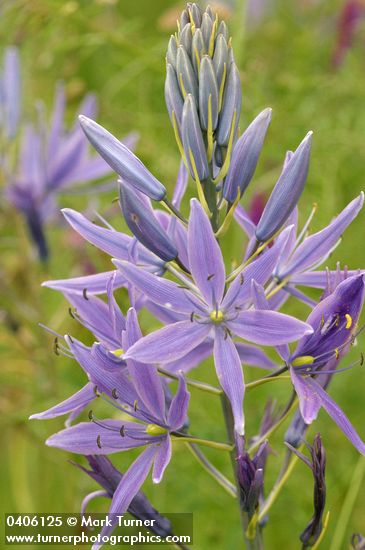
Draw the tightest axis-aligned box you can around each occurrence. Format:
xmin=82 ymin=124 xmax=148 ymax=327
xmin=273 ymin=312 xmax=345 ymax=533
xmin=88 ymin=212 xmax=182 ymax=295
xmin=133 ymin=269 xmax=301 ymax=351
xmin=280 ymin=193 xmax=364 ymax=278
xmin=30 ymin=382 xmax=95 ymax=420
xmin=290 ymin=368 xmax=322 ymax=424
xmin=113 ymin=260 xmax=197 ymax=314
xmin=165 ymin=340 xmax=213 ymax=373
xmin=188 ymin=199 xmax=225 ymax=307
xmin=214 ymin=329 xmax=245 ymax=435
xmin=124 ymin=308 xmax=166 ymax=422
xmin=304 ymin=377 xmax=365 ymax=455
xmin=168 ymin=374 xmax=190 ymax=430
xmin=291 ymin=270 xmax=362 ymax=289
xmin=229 ymin=310 xmax=313 ymax=346
xmin=152 ymin=437 xmax=172 ymax=483
xmin=42 ymin=270 xmax=126 ymax=296
xmin=124 ymin=320 xmax=211 ymax=364
xmin=106 ymin=274 xmax=126 ymax=341
xmin=93 ymin=446 xmax=157 ymax=550
xmin=46 ymin=420 xmax=148 ymax=454
xmin=222 ymin=225 xmax=294 ymax=311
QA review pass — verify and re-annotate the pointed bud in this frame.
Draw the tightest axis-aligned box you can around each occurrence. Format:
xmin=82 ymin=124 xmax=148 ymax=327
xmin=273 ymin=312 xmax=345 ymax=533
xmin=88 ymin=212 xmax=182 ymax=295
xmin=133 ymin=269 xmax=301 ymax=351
xmin=216 ymin=62 xmax=242 ymax=146
xmin=179 ymin=24 xmax=193 ymax=57
xmin=119 ymin=181 xmax=177 ymax=262
xmin=223 ymin=108 xmax=272 ymax=202
xmin=236 ymin=441 xmax=268 ymax=518
xmin=165 ymin=63 xmax=184 ymax=127
xmin=217 ymin=20 xmax=229 ymax=41
xmin=180 ymin=9 xmax=190 ymax=29
xmin=191 ymin=29 xmax=206 ymax=74
xmin=255 ymin=131 xmax=313 ymax=242
xmin=79 ymin=116 xmax=166 ymax=201
xmin=201 ymin=12 xmax=213 ymax=49
xmin=188 ymin=3 xmax=202 ymax=27
xmin=166 ymin=35 xmax=178 ymax=69
xmin=199 ymin=56 xmax=219 ymax=131
xmin=213 ymin=34 xmax=228 ymax=89
xmin=181 ymin=94 xmax=209 ymax=181
xmin=176 ymin=45 xmax=198 ymax=100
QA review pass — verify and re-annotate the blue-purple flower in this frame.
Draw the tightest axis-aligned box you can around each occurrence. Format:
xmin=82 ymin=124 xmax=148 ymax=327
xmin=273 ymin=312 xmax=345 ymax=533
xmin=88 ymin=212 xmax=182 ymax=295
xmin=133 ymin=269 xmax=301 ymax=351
xmin=115 ymin=199 xmax=312 ymax=435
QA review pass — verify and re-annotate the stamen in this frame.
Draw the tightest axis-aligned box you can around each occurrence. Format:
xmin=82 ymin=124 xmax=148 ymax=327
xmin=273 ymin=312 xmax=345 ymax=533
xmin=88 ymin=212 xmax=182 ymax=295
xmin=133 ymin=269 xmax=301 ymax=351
xmin=207 ymin=273 xmax=215 ymax=281
xmin=111 ymin=388 xmax=118 ymax=399
xmin=83 ymin=288 xmax=88 ymax=300
xmin=345 ymin=314 xmax=353 ymax=329
xmin=96 ymin=435 xmax=102 ymax=449
xmin=120 ymin=426 xmax=125 ymax=437
xmin=134 ymin=400 xmax=138 ymax=411
xmin=190 ymin=311 xmax=195 ymax=322
xmin=209 ymin=309 xmax=224 ymax=323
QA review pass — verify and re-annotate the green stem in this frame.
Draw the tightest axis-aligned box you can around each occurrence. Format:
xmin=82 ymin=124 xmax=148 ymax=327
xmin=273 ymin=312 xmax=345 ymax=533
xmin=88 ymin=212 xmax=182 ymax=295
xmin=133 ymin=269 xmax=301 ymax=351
xmin=171 ymin=434 xmax=233 ymax=452
xmin=220 ymin=394 xmax=264 ymax=549
xmin=186 ymin=443 xmax=237 ymax=498
xmin=330 ymin=455 xmax=365 ymax=550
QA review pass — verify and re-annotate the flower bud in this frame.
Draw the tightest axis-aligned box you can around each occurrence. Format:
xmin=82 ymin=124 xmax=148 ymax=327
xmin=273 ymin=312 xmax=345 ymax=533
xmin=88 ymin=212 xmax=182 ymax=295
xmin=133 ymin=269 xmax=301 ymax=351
xmin=165 ymin=63 xmax=184 ymax=127
xmin=216 ymin=62 xmax=242 ymax=146
xmin=176 ymin=45 xmax=198 ymax=100
xmin=236 ymin=441 xmax=268 ymax=518
xmin=119 ymin=181 xmax=178 ymax=262
xmin=199 ymin=56 xmax=219 ymax=131
xmin=79 ymin=116 xmax=166 ymax=201
xmin=255 ymin=131 xmax=313 ymax=242
xmin=223 ymin=108 xmax=272 ymax=202
xmin=181 ymin=94 xmax=209 ymax=181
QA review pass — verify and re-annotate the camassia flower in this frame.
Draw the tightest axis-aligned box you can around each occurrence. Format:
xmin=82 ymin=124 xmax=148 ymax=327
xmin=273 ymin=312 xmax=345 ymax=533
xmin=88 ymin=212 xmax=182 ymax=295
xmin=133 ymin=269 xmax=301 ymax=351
xmin=6 ymin=85 xmax=136 ymax=260
xmin=32 ymin=308 xmax=190 ymax=550
xmin=235 ymin=192 xmax=364 ymax=306
xmin=0 ymin=46 xmax=21 ymax=141
xmin=283 ymin=274 xmax=365 ymax=454
xmin=116 ymin=199 xmax=313 ymax=435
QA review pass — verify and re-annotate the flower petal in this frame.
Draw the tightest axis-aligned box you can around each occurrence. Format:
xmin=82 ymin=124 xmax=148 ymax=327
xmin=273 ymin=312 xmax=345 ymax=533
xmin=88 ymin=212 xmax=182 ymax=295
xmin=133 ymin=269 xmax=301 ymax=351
xmin=46 ymin=421 xmax=148 ymax=454
xmin=152 ymin=437 xmax=172 ymax=483
xmin=113 ymin=259 xmax=197 ymax=314
xmin=124 ymin=320 xmax=211 ymax=364
xmin=30 ymin=382 xmax=95 ymax=421
xmin=188 ymin=199 xmax=225 ymax=307
xmin=229 ymin=310 xmax=313 ymax=346
xmin=92 ymin=446 xmax=157 ymax=550
xmin=168 ymin=374 xmax=190 ymax=430
xmin=290 ymin=369 xmax=322 ymax=424
xmin=214 ymin=329 xmax=245 ymax=435
xmin=42 ymin=270 xmax=126 ymax=295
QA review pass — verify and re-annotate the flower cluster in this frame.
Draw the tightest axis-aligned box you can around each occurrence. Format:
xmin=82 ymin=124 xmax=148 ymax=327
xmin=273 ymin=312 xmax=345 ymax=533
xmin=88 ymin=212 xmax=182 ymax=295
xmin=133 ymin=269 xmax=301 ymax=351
xmin=32 ymin=3 xmax=365 ymax=547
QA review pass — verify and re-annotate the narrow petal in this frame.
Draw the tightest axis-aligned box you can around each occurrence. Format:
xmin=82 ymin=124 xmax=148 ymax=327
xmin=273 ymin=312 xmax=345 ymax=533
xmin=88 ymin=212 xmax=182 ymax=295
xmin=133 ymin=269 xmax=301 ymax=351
xmin=214 ymin=329 xmax=245 ymax=435
xmin=46 ymin=421 xmax=148 ymax=454
xmin=290 ymin=369 xmax=321 ymax=424
xmin=173 ymin=161 xmax=188 ymax=208
xmin=92 ymin=447 xmax=157 ymax=550
xmin=124 ymin=308 xmax=166 ymax=421
xmin=113 ymin=260 xmax=196 ymax=314
xmin=234 ymin=204 xmax=256 ymax=238
xmin=168 ymin=374 xmax=190 ymax=430
xmin=42 ymin=271 xmax=126 ymax=296
xmin=188 ymin=199 xmax=225 ymax=307
xmin=165 ymin=340 xmax=213 ymax=373
xmin=280 ymin=193 xmax=364 ymax=278
xmin=229 ymin=310 xmax=313 ymax=346
xmin=291 ymin=270 xmax=362 ymax=289
xmin=152 ymin=437 xmax=172 ymax=483
xmin=30 ymin=383 xmax=95 ymax=420
xmin=222 ymin=225 xmax=294 ymax=311
xmin=304 ymin=377 xmax=365 ymax=455
xmin=124 ymin=320 xmax=211 ymax=364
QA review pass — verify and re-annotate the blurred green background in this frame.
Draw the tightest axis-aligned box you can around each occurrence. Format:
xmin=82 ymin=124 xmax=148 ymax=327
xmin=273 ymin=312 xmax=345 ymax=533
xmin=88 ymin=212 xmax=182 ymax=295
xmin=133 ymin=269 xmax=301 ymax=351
xmin=1 ymin=0 xmax=365 ymax=548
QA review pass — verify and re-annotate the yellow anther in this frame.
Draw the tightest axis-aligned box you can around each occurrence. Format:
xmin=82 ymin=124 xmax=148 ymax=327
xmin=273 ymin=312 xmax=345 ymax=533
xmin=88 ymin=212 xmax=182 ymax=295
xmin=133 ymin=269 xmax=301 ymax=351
xmin=146 ymin=424 xmax=168 ymax=436
xmin=335 ymin=348 xmax=340 ymax=359
xmin=111 ymin=348 xmax=124 ymax=357
xmin=210 ymin=310 xmax=224 ymax=323
xmin=291 ymin=356 xmax=315 ymax=367
xmin=345 ymin=314 xmax=353 ymax=329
